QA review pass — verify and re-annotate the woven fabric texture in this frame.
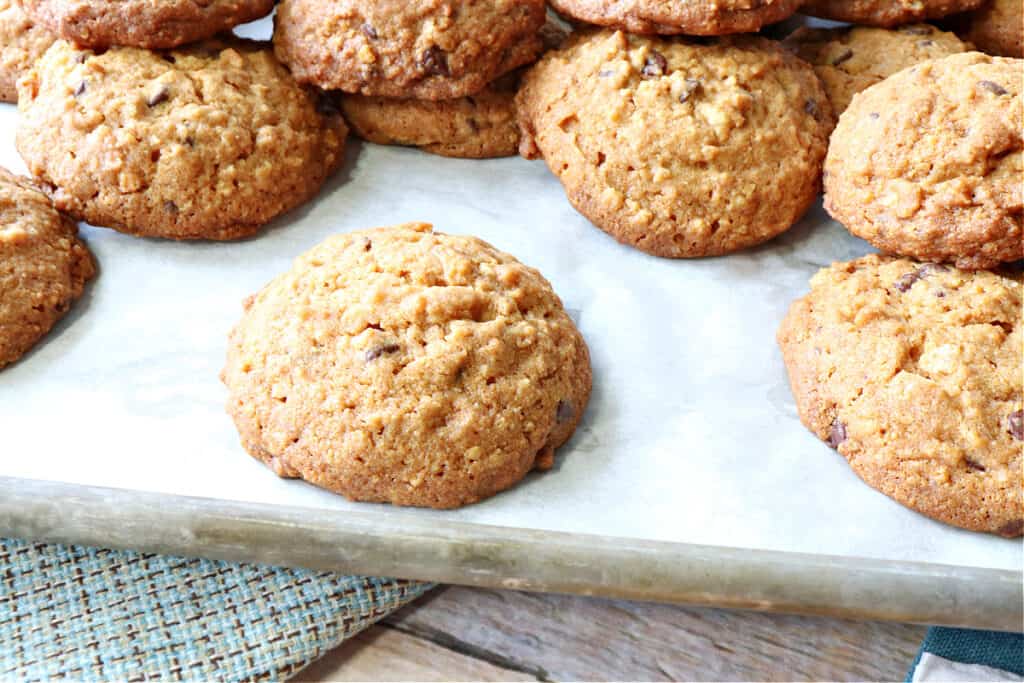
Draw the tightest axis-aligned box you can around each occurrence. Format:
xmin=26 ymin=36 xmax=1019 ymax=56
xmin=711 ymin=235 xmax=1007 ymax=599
xmin=906 ymin=627 xmax=1024 ymax=681
xmin=0 ymin=537 xmax=432 ymax=681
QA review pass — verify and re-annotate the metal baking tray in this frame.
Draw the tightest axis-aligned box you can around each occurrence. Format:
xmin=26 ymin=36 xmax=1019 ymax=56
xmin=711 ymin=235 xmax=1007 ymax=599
xmin=1 ymin=18 xmax=1019 ymax=630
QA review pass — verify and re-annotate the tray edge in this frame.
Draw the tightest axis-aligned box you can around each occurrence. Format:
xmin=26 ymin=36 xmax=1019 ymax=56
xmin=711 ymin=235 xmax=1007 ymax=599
xmin=1 ymin=476 xmax=1020 ymax=631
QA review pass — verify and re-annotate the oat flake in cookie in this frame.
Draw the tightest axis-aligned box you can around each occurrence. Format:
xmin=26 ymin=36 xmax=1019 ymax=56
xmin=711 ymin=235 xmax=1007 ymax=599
xmin=0 ymin=167 xmax=94 ymax=370
xmin=548 ymin=0 xmax=802 ymax=36
xmin=221 ymin=223 xmax=592 ymax=509
xmin=799 ymin=0 xmax=986 ymax=27
xmin=784 ymin=24 xmax=969 ymax=115
xmin=18 ymin=0 xmax=274 ymax=49
xmin=0 ymin=0 xmax=55 ymax=103
xmin=516 ymin=30 xmax=833 ymax=258
xmin=16 ymin=39 xmax=347 ymax=241
xmin=777 ymin=255 xmax=1023 ymax=537
xmin=273 ymin=0 xmax=546 ymax=100
xmin=824 ymin=52 xmax=1023 ymax=269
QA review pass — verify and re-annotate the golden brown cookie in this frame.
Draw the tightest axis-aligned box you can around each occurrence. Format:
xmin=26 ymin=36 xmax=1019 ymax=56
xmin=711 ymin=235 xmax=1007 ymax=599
xmin=549 ymin=0 xmax=802 ymax=35
xmin=777 ymin=255 xmax=1023 ymax=537
xmin=945 ymin=0 xmax=1024 ymax=57
xmin=0 ymin=166 xmax=94 ymax=370
xmin=800 ymin=0 xmax=986 ymax=27
xmin=824 ymin=52 xmax=1022 ymax=270
xmin=273 ymin=0 xmax=546 ymax=100
xmin=16 ymin=39 xmax=347 ymax=241
xmin=222 ymin=223 xmax=593 ymax=509
xmin=516 ymin=30 xmax=833 ymax=258
xmin=340 ymin=72 xmax=520 ymax=159
xmin=784 ymin=24 xmax=969 ymax=115
xmin=17 ymin=0 xmax=274 ymax=49
xmin=0 ymin=0 xmax=55 ymax=103
xmin=337 ymin=21 xmax=567 ymax=158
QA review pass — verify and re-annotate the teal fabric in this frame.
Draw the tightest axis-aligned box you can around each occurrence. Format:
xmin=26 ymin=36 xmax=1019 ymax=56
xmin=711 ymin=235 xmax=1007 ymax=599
xmin=0 ymin=537 xmax=432 ymax=681
xmin=907 ymin=628 xmax=1024 ymax=682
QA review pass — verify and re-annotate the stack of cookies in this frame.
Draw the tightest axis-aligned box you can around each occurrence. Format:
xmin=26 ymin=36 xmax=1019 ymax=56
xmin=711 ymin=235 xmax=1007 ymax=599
xmin=271 ymin=0 xmax=552 ymax=159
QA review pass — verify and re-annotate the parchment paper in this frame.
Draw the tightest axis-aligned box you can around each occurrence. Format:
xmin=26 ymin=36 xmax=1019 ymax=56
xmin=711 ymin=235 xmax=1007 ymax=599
xmin=1 ymin=18 xmax=1019 ymax=573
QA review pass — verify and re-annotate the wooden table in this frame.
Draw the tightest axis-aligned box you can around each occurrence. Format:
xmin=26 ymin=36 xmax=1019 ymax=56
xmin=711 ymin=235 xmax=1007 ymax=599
xmin=297 ymin=587 xmax=927 ymax=681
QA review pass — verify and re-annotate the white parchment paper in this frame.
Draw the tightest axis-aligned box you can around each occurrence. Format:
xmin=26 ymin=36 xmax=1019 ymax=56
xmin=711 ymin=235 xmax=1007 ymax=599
xmin=1 ymin=18 xmax=1019 ymax=573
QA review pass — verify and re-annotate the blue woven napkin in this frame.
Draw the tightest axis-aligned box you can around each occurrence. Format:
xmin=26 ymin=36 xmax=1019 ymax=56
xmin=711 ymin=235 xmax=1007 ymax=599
xmin=0 ymin=537 xmax=432 ymax=681
xmin=907 ymin=627 xmax=1024 ymax=682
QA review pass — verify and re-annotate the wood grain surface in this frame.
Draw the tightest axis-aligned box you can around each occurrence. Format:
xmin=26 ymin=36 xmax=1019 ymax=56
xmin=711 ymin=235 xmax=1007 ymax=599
xmin=299 ymin=586 xmax=927 ymax=681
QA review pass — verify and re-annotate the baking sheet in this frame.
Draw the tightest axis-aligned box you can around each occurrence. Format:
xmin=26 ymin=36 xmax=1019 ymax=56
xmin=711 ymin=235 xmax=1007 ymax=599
xmin=0 ymin=18 xmax=1020 ymax=578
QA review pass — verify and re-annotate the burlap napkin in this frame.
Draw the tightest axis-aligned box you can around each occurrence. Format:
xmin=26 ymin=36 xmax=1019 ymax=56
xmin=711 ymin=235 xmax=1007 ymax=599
xmin=0 ymin=537 xmax=432 ymax=681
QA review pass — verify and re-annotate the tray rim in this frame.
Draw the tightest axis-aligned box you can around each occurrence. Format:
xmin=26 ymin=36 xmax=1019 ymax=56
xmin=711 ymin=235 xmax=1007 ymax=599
xmin=1 ymin=476 xmax=1020 ymax=631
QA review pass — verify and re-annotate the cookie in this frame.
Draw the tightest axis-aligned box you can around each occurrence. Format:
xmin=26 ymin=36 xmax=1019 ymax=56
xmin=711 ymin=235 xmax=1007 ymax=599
xmin=548 ymin=0 xmax=803 ymax=36
xmin=337 ymin=21 xmax=567 ymax=159
xmin=945 ymin=0 xmax=1024 ymax=57
xmin=824 ymin=52 xmax=1022 ymax=270
xmin=16 ymin=39 xmax=347 ymax=241
xmin=777 ymin=255 xmax=1023 ymax=537
xmin=17 ymin=0 xmax=274 ymax=49
xmin=273 ymin=0 xmax=546 ymax=100
xmin=340 ymin=71 xmax=520 ymax=159
xmin=0 ymin=0 xmax=55 ymax=103
xmin=799 ymin=0 xmax=987 ymax=27
xmin=0 ymin=167 xmax=94 ymax=370
xmin=784 ymin=24 xmax=969 ymax=115
xmin=516 ymin=30 xmax=833 ymax=258
xmin=222 ymin=222 xmax=592 ymax=509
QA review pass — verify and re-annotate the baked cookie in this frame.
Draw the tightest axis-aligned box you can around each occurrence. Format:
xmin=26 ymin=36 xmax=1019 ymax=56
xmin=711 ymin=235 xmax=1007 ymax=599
xmin=548 ymin=0 xmax=802 ymax=36
xmin=784 ymin=24 xmax=969 ymax=115
xmin=0 ymin=0 xmax=55 ymax=103
xmin=0 ymin=167 xmax=94 ymax=370
xmin=777 ymin=255 xmax=1023 ymax=537
xmin=337 ymin=21 xmax=567 ymax=158
xmin=273 ymin=0 xmax=546 ymax=100
xmin=799 ymin=0 xmax=987 ymax=27
xmin=824 ymin=52 xmax=1022 ymax=270
xmin=340 ymin=71 xmax=519 ymax=159
xmin=516 ymin=30 xmax=833 ymax=258
xmin=945 ymin=0 xmax=1024 ymax=57
xmin=17 ymin=0 xmax=274 ymax=49
xmin=16 ymin=39 xmax=347 ymax=241
xmin=222 ymin=223 xmax=592 ymax=509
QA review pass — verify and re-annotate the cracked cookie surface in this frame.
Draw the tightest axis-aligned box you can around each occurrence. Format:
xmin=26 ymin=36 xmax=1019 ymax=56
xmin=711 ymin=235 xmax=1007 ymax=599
xmin=221 ymin=223 xmax=592 ymax=509
xmin=777 ymin=255 xmax=1023 ymax=537
xmin=784 ymin=24 xmax=968 ymax=115
xmin=273 ymin=0 xmax=546 ymax=100
xmin=824 ymin=52 xmax=1023 ymax=269
xmin=18 ymin=0 xmax=274 ymax=49
xmin=548 ymin=0 xmax=802 ymax=35
xmin=0 ymin=166 xmax=94 ymax=370
xmin=800 ymin=0 xmax=986 ymax=27
xmin=0 ymin=0 xmax=55 ymax=103
xmin=516 ymin=30 xmax=832 ymax=258
xmin=16 ymin=39 xmax=347 ymax=240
